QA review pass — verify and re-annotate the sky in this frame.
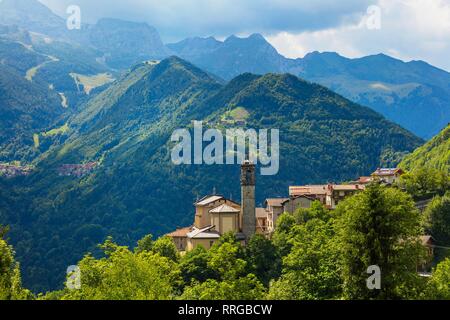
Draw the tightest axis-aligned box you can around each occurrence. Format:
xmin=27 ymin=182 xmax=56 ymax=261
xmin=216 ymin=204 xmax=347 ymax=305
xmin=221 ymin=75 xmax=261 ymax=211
xmin=39 ymin=0 xmax=450 ymax=71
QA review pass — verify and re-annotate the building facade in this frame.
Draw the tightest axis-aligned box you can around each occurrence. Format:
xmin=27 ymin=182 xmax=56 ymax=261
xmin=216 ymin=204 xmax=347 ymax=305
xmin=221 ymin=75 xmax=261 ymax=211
xmin=167 ymin=162 xmax=257 ymax=252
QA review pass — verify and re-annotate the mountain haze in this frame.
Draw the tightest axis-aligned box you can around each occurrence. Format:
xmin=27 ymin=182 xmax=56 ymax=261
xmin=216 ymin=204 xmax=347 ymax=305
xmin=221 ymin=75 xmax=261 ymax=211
xmin=86 ymin=18 xmax=172 ymax=69
xmin=0 ymin=0 xmax=68 ymax=39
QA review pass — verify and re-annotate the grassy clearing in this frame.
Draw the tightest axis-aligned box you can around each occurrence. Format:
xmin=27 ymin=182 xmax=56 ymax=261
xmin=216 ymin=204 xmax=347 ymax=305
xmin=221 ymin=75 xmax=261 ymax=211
xmin=25 ymin=55 xmax=59 ymax=82
xmin=33 ymin=134 xmax=40 ymax=148
xmin=221 ymin=106 xmax=250 ymax=125
xmin=42 ymin=123 xmax=69 ymax=137
xmin=70 ymin=72 xmax=115 ymax=94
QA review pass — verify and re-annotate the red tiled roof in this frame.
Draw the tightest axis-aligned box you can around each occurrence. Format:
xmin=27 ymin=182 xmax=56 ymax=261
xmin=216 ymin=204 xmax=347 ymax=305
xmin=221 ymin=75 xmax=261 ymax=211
xmin=331 ymin=184 xmax=365 ymax=191
xmin=166 ymin=226 xmax=192 ymax=238
xmin=289 ymin=185 xmax=327 ymax=196
xmin=358 ymin=176 xmax=373 ymax=184
xmin=372 ymin=168 xmax=404 ymax=176
xmin=195 ymin=195 xmax=225 ymax=206
xmin=210 ymin=204 xmax=240 ymax=214
xmin=265 ymin=198 xmax=289 ymax=207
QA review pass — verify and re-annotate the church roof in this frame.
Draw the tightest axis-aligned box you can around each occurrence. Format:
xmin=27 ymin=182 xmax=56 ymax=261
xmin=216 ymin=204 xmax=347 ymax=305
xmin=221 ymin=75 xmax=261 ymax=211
xmin=195 ymin=195 xmax=224 ymax=206
xmin=187 ymin=226 xmax=221 ymax=239
xmin=210 ymin=204 xmax=240 ymax=214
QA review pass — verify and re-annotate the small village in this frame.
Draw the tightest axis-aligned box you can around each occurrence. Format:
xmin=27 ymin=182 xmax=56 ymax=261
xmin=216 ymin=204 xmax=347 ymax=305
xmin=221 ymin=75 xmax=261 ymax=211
xmin=57 ymin=162 xmax=98 ymax=177
xmin=0 ymin=162 xmax=99 ymax=179
xmin=167 ymin=164 xmax=435 ymax=260
xmin=0 ymin=162 xmax=34 ymax=178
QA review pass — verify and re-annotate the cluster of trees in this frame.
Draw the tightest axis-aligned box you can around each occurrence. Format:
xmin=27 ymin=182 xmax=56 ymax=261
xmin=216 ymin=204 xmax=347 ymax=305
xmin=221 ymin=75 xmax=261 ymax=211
xmin=398 ymin=168 xmax=450 ymax=200
xmin=1 ymin=183 xmax=449 ymax=300
xmin=0 ymin=226 xmax=32 ymax=300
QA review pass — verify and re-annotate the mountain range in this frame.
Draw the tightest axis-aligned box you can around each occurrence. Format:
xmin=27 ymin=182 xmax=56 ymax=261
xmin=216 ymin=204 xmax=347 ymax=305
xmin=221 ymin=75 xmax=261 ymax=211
xmin=1 ymin=0 xmax=449 ymax=139
xmin=169 ymin=35 xmax=450 ymax=139
xmin=1 ymin=56 xmax=423 ymax=292
xmin=0 ymin=0 xmax=448 ymax=293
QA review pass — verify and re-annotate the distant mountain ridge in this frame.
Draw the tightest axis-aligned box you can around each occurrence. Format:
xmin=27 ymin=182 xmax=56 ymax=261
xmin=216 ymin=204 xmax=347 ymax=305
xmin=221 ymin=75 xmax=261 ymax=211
xmin=0 ymin=1 xmax=172 ymax=69
xmin=1 ymin=0 xmax=449 ymax=139
xmin=169 ymin=35 xmax=450 ymax=140
xmin=0 ymin=0 xmax=67 ymax=38
xmin=84 ymin=18 xmax=172 ymax=69
xmin=168 ymin=34 xmax=288 ymax=80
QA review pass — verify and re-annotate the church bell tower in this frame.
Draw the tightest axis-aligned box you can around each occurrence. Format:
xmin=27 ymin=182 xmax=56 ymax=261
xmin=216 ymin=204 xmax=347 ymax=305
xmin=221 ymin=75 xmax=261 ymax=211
xmin=241 ymin=160 xmax=256 ymax=240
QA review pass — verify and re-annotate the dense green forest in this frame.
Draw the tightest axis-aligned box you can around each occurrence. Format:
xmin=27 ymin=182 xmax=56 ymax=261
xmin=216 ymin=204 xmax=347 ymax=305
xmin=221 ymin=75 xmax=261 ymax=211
xmin=0 ymin=32 xmax=115 ymax=162
xmin=1 ymin=183 xmax=449 ymax=300
xmin=400 ymin=124 xmax=450 ymax=173
xmin=0 ymin=57 xmax=424 ymax=292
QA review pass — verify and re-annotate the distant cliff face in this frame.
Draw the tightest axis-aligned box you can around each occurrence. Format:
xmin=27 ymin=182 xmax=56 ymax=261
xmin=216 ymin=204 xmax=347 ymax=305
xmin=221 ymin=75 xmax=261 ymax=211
xmin=168 ymin=34 xmax=289 ymax=80
xmin=87 ymin=18 xmax=172 ymax=69
xmin=0 ymin=0 xmax=67 ymax=39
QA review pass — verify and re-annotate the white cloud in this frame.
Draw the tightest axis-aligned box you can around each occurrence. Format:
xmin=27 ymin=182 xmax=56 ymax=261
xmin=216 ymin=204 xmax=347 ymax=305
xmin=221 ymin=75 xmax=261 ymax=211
xmin=266 ymin=0 xmax=450 ymax=71
xmin=37 ymin=0 xmax=450 ymax=70
xmin=39 ymin=0 xmax=373 ymax=39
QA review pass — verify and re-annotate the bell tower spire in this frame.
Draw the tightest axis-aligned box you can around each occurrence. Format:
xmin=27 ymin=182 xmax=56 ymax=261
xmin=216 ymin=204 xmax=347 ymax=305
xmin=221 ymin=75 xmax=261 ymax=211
xmin=241 ymin=160 xmax=256 ymax=240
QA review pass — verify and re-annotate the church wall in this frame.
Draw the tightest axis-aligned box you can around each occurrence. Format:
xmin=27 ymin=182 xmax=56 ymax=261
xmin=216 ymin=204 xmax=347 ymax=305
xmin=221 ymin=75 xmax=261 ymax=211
xmin=187 ymin=238 xmax=216 ymax=251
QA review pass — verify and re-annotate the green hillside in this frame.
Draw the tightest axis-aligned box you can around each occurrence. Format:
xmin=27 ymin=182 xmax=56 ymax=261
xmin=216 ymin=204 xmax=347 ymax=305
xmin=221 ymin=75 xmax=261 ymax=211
xmin=0 ymin=57 xmax=423 ymax=292
xmin=0 ymin=64 xmax=65 ymax=162
xmin=400 ymin=124 xmax=450 ymax=172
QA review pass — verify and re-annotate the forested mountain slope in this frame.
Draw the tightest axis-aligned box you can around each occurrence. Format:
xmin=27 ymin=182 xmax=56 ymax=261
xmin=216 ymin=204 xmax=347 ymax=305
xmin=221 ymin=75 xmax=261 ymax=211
xmin=0 ymin=57 xmax=422 ymax=292
xmin=400 ymin=124 xmax=450 ymax=172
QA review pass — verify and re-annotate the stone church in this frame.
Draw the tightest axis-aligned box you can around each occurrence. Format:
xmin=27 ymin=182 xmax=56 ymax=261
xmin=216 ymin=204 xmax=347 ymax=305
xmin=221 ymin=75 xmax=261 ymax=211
xmin=167 ymin=161 xmax=258 ymax=252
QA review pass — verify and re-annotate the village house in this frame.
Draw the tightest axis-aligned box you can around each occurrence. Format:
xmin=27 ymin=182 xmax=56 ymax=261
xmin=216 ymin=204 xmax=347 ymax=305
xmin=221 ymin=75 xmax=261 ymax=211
xmin=354 ymin=176 xmax=373 ymax=185
xmin=282 ymin=196 xmax=315 ymax=214
xmin=289 ymin=184 xmax=365 ymax=210
xmin=289 ymin=185 xmax=328 ymax=204
xmin=325 ymin=184 xmax=365 ymax=209
xmin=263 ymin=198 xmax=288 ymax=234
xmin=255 ymin=208 xmax=269 ymax=235
xmin=421 ymin=235 xmax=436 ymax=260
xmin=261 ymin=196 xmax=315 ymax=234
xmin=371 ymin=168 xmax=404 ymax=185
xmin=166 ymin=227 xmax=192 ymax=252
xmin=0 ymin=163 xmax=33 ymax=178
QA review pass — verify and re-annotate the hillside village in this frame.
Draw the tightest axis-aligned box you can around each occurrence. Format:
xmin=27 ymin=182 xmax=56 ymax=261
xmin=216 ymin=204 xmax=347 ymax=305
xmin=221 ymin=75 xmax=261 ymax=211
xmin=167 ymin=164 xmax=435 ymax=254
xmin=0 ymin=162 xmax=34 ymax=178
xmin=0 ymin=162 xmax=99 ymax=179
